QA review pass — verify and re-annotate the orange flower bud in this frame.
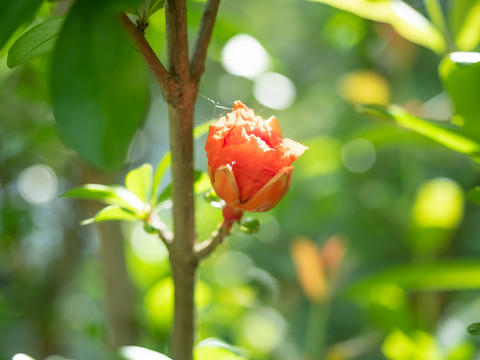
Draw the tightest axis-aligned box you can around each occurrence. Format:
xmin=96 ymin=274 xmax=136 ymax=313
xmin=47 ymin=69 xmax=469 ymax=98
xmin=291 ymin=237 xmax=328 ymax=302
xmin=205 ymin=101 xmax=307 ymax=212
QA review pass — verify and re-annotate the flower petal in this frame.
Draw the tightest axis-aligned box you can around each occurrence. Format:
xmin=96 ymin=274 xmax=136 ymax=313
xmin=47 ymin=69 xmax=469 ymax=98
xmin=276 ymin=138 xmax=308 ymax=166
xmin=212 ymin=164 xmax=241 ymax=206
xmin=265 ymin=116 xmax=282 ymax=137
xmin=205 ymin=101 xmax=307 ymax=213
xmin=238 ymin=167 xmax=293 ymax=212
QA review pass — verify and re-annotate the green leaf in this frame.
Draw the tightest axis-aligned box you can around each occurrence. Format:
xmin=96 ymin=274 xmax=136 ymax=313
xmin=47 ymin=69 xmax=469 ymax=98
xmin=62 ymin=184 xmax=145 ymax=213
xmin=347 ymin=261 xmax=480 ymax=297
xmin=194 ymin=170 xmax=213 ymax=194
xmin=157 ymin=184 xmax=172 ymax=204
xmin=0 ymin=0 xmax=44 ymax=50
xmin=7 ymin=15 xmax=64 ymax=68
xmin=439 ymin=52 xmax=480 ymax=136
xmin=125 ymin=163 xmax=153 ymax=203
xmin=449 ymin=0 xmax=477 ymax=35
xmin=145 ymin=0 xmax=167 ymax=18
xmin=309 ymin=0 xmax=445 ymax=54
xmin=156 ymin=170 xmax=211 ymax=205
xmin=151 ymin=152 xmax=171 ymax=206
xmin=450 ymin=0 xmax=480 ymax=51
xmin=359 ymin=104 xmax=480 ymax=163
xmin=467 ymin=323 xmax=480 ymax=335
xmin=51 ymin=1 xmax=149 ymax=172
xmin=467 ymin=187 xmax=480 ymax=207
xmin=194 ymin=120 xmax=213 ymax=139
xmin=81 ymin=205 xmax=139 ymax=225
xmin=195 ymin=338 xmax=247 ymax=359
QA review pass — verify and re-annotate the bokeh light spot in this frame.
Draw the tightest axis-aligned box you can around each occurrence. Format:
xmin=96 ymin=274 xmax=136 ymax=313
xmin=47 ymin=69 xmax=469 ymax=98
xmin=412 ymin=178 xmax=464 ymax=229
xmin=130 ymin=223 xmax=168 ymax=264
xmin=214 ymin=251 xmax=254 ymax=287
xmin=17 ymin=164 xmax=58 ymax=204
xmin=12 ymin=355 xmax=35 ymax=360
xmin=237 ymin=308 xmax=287 ymax=353
xmin=120 ymin=346 xmax=171 ymax=360
xmin=341 ymin=139 xmax=376 ymax=173
xmin=253 ymin=72 xmax=296 ymax=110
xmin=450 ymin=52 xmax=480 ymax=64
xmin=359 ymin=181 xmax=388 ymax=209
xmin=337 ymin=70 xmax=390 ymax=105
xmin=221 ymin=34 xmax=270 ymax=79
xmin=217 ymin=74 xmax=251 ymax=105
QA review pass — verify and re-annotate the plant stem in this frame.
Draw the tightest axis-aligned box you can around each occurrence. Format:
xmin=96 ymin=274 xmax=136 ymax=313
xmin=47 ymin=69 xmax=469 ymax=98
xmin=194 ymin=224 xmax=231 ymax=261
xmin=164 ymin=0 xmax=198 ymax=357
xmin=167 ymin=100 xmax=197 ymax=360
xmin=85 ymin=170 xmax=138 ymax=348
xmin=305 ymin=300 xmax=329 ymax=359
xmin=121 ymin=1 xmax=223 ymax=358
xmin=165 ymin=0 xmax=190 ymax=81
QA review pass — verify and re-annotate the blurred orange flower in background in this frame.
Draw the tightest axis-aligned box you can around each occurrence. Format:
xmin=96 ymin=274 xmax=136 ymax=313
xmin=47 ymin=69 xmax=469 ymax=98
xmin=205 ymin=101 xmax=307 ymax=212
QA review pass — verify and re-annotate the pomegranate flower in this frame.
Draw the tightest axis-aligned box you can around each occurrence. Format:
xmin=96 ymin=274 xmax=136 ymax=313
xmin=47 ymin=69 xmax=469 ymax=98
xmin=205 ymin=101 xmax=307 ymax=213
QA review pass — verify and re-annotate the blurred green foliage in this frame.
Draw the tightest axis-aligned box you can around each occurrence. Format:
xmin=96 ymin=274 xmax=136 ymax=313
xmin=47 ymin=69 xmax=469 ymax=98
xmin=3 ymin=0 xmax=480 ymax=360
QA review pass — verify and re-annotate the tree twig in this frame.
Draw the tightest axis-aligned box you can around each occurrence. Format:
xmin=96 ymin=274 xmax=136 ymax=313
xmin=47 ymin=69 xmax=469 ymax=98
xmin=157 ymin=225 xmax=173 ymax=249
xmin=194 ymin=224 xmax=231 ymax=260
xmin=190 ymin=0 xmax=221 ymax=81
xmin=119 ymin=13 xmax=174 ymax=94
xmin=146 ymin=212 xmax=173 ymax=248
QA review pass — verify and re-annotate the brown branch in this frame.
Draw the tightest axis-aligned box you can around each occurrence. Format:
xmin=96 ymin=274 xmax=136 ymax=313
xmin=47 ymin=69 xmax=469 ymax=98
xmin=190 ymin=0 xmax=221 ymax=82
xmin=119 ymin=13 xmax=173 ymax=94
xmin=157 ymin=226 xmax=173 ymax=249
xmin=194 ymin=224 xmax=231 ymax=260
xmin=167 ymin=103 xmax=197 ymax=360
xmin=120 ymin=1 xmax=222 ymax=359
xmin=165 ymin=0 xmax=190 ymax=82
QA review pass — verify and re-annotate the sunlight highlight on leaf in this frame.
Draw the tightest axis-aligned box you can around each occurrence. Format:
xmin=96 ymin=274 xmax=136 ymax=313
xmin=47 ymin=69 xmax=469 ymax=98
xmin=119 ymin=346 xmax=171 ymax=360
xmin=195 ymin=338 xmax=248 ymax=360
xmin=412 ymin=178 xmax=464 ymax=230
xmin=455 ymin=1 xmax=480 ymax=51
xmin=63 ymin=184 xmax=145 ymax=213
xmin=308 ymin=0 xmax=445 ymax=54
xmin=125 ymin=163 xmax=153 ymax=203
xmin=382 ymin=330 xmax=441 ymax=360
xmin=359 ymin=104 xmax=480 ymax=163
xmin=440 ymin=52 xmax=480 ymax=137
xmin=347 ymin=261 xmax=480 ymax=296
xmin=81 ymin=205 xmax=139 ymax=225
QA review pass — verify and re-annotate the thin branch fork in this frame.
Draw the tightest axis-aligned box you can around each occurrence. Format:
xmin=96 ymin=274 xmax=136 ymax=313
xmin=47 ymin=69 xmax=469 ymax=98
xmin=190 ymin=0 xmax=221 ymax=81
xmin=194 ymin=223 xmax=231 ymax=260
xmin=146 ymin=212 xmax=174 ymax=248
xmin=121 ymin=2 xmax=223 ymax=359
xmin=119 ymin=13 xmax=173 ymax=95
xmin=122 ymin=0 xmax=221 ymax=90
